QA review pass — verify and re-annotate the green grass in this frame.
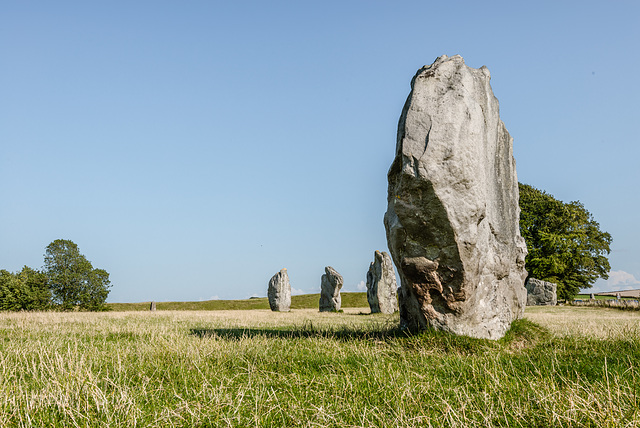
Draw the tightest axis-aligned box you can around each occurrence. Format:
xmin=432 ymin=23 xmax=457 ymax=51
xmin=1 ymin=308 xmax=639 ymax=426
xmin=107 ymin=292 xmax=370 ymax=311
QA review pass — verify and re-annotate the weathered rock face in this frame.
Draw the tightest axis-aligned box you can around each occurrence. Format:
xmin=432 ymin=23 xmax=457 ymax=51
xmin=384 ymin=55 xmax=528 ymax=340
xmin=525 ymin=278 xmax=557 ymax=306
xmin=319 ymin=266 xmax=343 ymax=312
xmin=268 ymin=268 xmax=291 ymax=312
xmin=366 ymin=251 xmax=399 ymax=314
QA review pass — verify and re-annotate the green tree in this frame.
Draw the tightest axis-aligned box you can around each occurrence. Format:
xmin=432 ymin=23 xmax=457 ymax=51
xmin=16 ymin=266 xmax=50 ymax=310
xmin=44 ymin=239 xmax=111 ymax=310
xmin=519 ymin=183 xmax=612 ymax=300
xmin=82 ymin=268 xmax=111 ymax=311
xmin=0 ymin=267 xmax=50 ymax=311
xmin=0 ymin=270 xmax=20 ymax=311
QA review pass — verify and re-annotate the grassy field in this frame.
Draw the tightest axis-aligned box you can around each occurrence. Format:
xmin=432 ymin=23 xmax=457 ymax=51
xmin=107 ymin=292 xmax=370 ymax=311
xmin=1 ymin=306 xmax=639 ymax=427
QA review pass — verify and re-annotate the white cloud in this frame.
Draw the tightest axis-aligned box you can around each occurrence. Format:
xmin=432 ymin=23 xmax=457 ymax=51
xmin=210 ymin=295 xmax=220 ymax=300
xmin=291 ymin=288 xmax=305 ymax=295
xmin=356 ymin=280 xmax=366 ymax=291
xmin=589 ymin=271 xmax=640 ymax=293
xmin=607 ymin=270 xmax=640 ymax=288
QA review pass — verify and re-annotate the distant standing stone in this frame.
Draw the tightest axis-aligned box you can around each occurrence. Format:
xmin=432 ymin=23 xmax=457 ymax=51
xmin=525 ymin=278 xmax=557 ymax=306
xmin=366 ymin=251 xmax=399 ymax=314
xmin=590 ymin=293 xmax=595 ymax=300
xmin=268 ymin=268 xmax=291 ymax=312
xmin=150 ymin=301 xmax=156 ymax=311
xmin=319 ymin=266 xmax=343 ymax=312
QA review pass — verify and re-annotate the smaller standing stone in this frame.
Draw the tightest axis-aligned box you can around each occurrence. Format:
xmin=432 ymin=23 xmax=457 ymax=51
xmin=319 ymin=266 xmax=343 ymax=312
xmin=590 ymin=293 xmax=595 ymax=300
xmin=150 ymin=301 xmax=156 ymax=311
xmin=366 ymin=251 xmax=399 ymax=314
xmin=616 ymin=293 xmax=621 ymax=301
xmin=525 ymin=278 xmax=557 ymax=306
xmin=268 ymin=268 xmax=291 ymax=312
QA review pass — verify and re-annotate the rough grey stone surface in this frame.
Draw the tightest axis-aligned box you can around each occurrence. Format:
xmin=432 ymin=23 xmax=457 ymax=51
xmin=150 ymin=301 xmax=156 ymax=311
xmin=319 ymin=266 xmax=343 ymax=312
xmin=366 ymin=251 xmax=399 ymax=314
xmin=384 ymin=55 xmax=528 ymax=340
xmin=525 ymin=278 xmax=557 ymax=306
xmin=268 ymin=268 xmax=291 ymax=312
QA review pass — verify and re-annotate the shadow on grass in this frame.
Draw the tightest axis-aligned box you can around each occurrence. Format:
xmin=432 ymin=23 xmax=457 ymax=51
xmin=189 ymin=319 xmax=549 ymax=355
xmin=189 ymin=325 xmax=407 ymax=341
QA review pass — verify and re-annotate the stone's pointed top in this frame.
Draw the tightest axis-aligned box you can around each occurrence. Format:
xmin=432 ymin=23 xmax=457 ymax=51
xmin=282 ymin=268 xmax=287 ymax=271
xmin=325 ymin=266 xmax=340 ymax=276
xmin=434 ymin=54 xmax=463 ymax=62
xmin=415 ymin=54 xmax=490 ymax=81
xmin=426 ymin=54 xmax=464 ymax=68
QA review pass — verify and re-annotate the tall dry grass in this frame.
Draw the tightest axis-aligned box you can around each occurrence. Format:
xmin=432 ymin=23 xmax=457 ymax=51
xmin=0 ymin=307 xmax=638 ymax=426
xmin=525 ymin=305 xmax=640 ymax=339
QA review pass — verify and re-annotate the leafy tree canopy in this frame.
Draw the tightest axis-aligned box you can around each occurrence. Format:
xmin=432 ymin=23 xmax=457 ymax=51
xmin=44 ymin=239 xmax=111 ymax=310
xmin=0 ymin=266 xmax=50 ymax=311
xmin=519 ymin=183 xmax=612 ymax=300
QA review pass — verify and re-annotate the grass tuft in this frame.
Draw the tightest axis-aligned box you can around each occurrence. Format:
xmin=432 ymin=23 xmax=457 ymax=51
xmin=500 ymin=318 xmax=552 ymax=350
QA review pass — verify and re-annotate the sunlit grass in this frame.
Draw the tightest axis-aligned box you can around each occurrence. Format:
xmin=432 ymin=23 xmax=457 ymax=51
xmin=0 ymin=307 xmax=638 ymax=426
xmin=524 ymin=304 xmax=640 ymax=339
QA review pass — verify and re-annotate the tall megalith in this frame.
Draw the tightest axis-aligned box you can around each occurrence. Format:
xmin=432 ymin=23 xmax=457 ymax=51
xmin=366 ymin=251 xmax=399 ymax=314
xmin=268 ymin=268 xmax=291 ymax=312
xmin=384 ymin=55 xmax=527 ymax=339
xmin=319 ymin=266 xmax=343 ymax=312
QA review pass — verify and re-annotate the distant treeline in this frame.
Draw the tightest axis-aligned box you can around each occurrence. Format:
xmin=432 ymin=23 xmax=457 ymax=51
xmin=0 ymin=239 xmax=111 ymax=311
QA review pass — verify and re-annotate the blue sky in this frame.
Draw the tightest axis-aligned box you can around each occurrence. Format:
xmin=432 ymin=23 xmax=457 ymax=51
xmin=2 ymin=1 xmax=638 ymax=302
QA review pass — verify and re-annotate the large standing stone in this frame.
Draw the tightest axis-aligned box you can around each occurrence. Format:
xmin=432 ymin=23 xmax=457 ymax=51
xmin=366 ymin=251 xmax=399 ymax=314
xmin=525 ymin=278 xmax=557 ymax=306
xmin=384 ymin=55 xmax=527 ymax=340
xmin=268 ymin=268 xmax=291 ymax=312
xmin=319 ymin=266 xmax=343 ymax=312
